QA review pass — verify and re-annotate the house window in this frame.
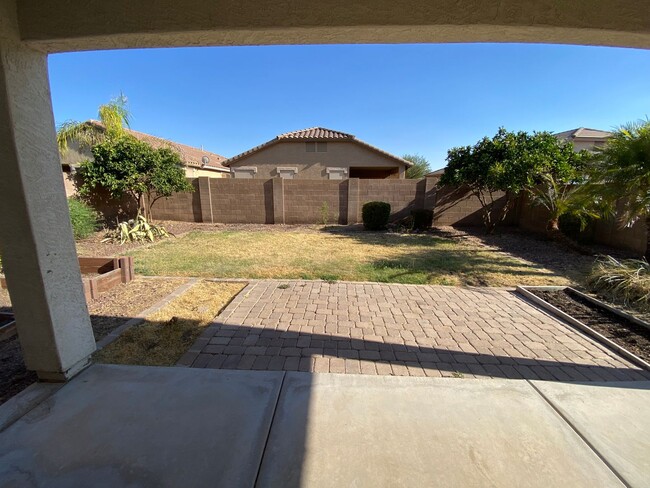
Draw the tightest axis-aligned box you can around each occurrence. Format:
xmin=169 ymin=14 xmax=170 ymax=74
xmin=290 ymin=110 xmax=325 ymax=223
xmin=277 ymin=167 xmax=297 ymax=179
xmin=326 ymin=167 xmax=347 ymax=180
xmin=231 ymin=167 xmax=257 ymax=179
xmin=306 ymin=142 xmax=327 ymax=152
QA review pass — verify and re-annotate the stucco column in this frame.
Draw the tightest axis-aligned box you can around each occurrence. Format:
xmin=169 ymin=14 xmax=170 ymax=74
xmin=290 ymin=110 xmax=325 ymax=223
xmin=198 ymin=177 xmax=214 ymax=223
xmin=347 ymin=178 xmax=360 ymax=224
xmin=423 ymin=176 xmax=437 ymax=210
xmin=0 ymin=0 xmax=96 ymax=381
xmin=272 ymin=177 xmax=285 ymax=224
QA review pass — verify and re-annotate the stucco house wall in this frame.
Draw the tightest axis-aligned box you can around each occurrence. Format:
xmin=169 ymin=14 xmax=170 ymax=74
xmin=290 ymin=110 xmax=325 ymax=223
xmin=227 ymin=140 xmax=406 ymax=179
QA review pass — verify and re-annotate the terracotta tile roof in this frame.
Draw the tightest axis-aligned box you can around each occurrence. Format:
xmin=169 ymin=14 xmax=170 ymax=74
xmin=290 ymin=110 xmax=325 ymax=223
xmin=223 ymin=126 xmax=412 ymax=167
xmin=278 ymin=127 xmax=354 ymax=140
xmin=86 ymin=121 xmax=229 ymax=172
xmin=555 ymin=127 xmax=613 ymax=140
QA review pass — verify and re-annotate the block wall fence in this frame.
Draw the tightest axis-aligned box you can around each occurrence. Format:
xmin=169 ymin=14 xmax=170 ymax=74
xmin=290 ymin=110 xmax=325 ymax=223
xmin=113 ymin=176 xmax=643 ymax=256
xmin=147 ymin=176 xmax=479 ymax=227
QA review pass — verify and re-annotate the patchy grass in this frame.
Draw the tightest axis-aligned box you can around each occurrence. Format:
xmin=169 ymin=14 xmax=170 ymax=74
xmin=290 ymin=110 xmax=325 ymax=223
xmin=128 ymin=230 xmax=582 ymax=287
xmin=95 ymin=281 xmax=246 ymax=366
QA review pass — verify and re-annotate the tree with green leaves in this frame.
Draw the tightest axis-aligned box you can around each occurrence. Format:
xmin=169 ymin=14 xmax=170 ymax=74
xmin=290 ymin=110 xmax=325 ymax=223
xmin=441 ymin=128 xmax=587 ymax=233
xmin=77 ymin=135 xmax=193 ymax=221
xmin=583 ymin=119 xmax=650 ymax=260
xmin=57 ymin=93 xmax=130 ymax=154
xmin=403 ymin=154 xmax=431 ymax=179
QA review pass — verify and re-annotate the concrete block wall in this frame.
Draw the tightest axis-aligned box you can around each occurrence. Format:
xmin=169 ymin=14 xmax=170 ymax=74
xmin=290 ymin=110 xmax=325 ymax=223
xmin=151 ymin=179 xmax=202 ymax=222
xmin=430 ymin=175 xmax=516 ymax=227
xmin=356 ymin=179 xmax=425 ymax=222
xmin=284 ymin=179 xmax=348 ymax=224
xmin=210 ymin=179 xmax=274 ymax=224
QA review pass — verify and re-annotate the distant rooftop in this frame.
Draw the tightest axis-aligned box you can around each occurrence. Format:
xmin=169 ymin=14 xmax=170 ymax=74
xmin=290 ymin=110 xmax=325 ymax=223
xmin=85 ymin=120 xmax=228 ymax=171
xmin=554 ymin=127 xmax=613 ymax=140
xmin=223 ymin=126 xmax=413 ymax=167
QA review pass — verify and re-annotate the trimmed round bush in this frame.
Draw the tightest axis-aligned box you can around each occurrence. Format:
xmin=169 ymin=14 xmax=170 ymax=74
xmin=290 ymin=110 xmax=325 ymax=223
xmin=362 ymin=201 xmax=391 ymax=231
xmin=68 ymin=198 xmax=99 ymax=240
xmin=411 ymin=209 xmax=433 ymax=231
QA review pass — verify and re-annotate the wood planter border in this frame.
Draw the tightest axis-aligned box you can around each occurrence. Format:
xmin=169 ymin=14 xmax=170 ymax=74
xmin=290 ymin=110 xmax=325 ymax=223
xmin=0 ymin=312 xmax=16 ymax=341
xmin=1 ymin=256 xmax=135 ymax=302
xmin=516 ymin=285 xmax=650 ymax=372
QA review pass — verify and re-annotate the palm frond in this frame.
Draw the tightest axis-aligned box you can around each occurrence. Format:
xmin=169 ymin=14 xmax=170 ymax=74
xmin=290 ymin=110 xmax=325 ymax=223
xmin=98 ymin=93 xmax=131 ymax=137
xmin=56 ymin=120 xmax=103 ymax=154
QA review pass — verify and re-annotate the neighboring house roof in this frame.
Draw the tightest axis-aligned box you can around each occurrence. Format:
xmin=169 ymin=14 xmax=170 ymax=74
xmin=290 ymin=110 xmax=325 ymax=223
xmin=554 ymin=127 xmax=613 ymax=141
xmin=69 ymin=121 xmax=229 ymax=172
xmin=222 ymin=126 xmax=413 ymax=167
xmin=425 ymin=168 xmax=445 ymax=177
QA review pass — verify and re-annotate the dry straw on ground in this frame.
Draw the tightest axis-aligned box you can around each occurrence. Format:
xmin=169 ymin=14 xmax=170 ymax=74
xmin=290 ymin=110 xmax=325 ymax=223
xmin=95 ymin=280 xmax=246 ymax=366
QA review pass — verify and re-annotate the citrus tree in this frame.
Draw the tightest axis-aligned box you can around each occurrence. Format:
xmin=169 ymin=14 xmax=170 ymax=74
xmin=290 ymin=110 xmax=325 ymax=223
xmin=441 ymin=128 xmax=587 ymax=234
xmin=77 ymin=135 xmax=193 ymax=221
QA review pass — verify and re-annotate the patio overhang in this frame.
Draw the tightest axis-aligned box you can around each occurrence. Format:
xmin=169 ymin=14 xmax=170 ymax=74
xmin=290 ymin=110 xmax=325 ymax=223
xmin=15 ymin=0 xmax=650 ymax=53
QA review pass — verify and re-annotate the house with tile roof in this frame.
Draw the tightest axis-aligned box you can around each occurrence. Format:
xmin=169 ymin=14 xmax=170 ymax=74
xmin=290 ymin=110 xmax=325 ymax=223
xmin=222 ymin=127 xmax=413 ymax=180
xmin=554 ymin=127 xmax=613 ymax=152
xmin=60 ymin=121 xmax=229 ymax=195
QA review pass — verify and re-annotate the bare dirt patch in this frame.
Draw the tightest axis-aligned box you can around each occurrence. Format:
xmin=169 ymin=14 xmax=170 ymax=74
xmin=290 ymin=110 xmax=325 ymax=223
xmin=531 ymin=288 xmax=650 ymax=362
xmin=89 ymin=277 xmax=188 ymax=341
xmin=95 ymin=281 xmax=246 ymax=366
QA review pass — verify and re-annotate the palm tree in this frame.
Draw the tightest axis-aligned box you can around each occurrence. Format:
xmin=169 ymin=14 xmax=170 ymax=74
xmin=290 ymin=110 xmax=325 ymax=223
xmin=527 ymin=172 xmax=597 ymax=240
xmin=57 ymin=93 xmax=131 ymax=154
xmin=586 ymin=119 xmax=650 ymax=260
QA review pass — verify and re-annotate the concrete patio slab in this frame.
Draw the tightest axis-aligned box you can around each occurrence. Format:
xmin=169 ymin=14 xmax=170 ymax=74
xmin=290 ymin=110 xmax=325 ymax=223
xmin=0 ymin=364 xmax=283 ymax=488
xmin=532 ymin=380 xmax=650 ymax=488
xmin=2 ymin=366 xmax=648 ymax=487
xmin=256 ymin=373 xmax=624 ymax=487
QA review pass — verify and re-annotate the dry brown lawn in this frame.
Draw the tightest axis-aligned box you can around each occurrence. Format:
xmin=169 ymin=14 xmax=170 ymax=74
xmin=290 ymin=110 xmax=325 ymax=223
xmin=128 ymin=228 xmax=589 ymax=287
xmin=95 ymin=281 xmax=246 ymax=366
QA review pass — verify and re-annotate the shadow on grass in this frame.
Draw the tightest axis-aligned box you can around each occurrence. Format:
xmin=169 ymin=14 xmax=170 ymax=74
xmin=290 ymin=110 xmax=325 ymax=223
xmin=320 ymin=225 xmax=590 ymax=285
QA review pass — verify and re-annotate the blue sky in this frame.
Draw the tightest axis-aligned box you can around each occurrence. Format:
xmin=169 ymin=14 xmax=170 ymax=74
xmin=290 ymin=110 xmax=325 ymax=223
xmin=48 ymin=43 xmax=650 ymax=170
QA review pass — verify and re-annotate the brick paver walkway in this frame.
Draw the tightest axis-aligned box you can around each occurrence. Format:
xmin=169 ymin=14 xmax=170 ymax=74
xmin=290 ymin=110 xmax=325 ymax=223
xmin=180 ymin=280 xmax=650 ymax=381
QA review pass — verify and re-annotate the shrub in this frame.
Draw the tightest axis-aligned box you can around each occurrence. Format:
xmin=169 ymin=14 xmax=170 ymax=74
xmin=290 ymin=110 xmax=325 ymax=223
xmin=102 ymin=215 xmax=171 ymax=245
xmin=558 ymin=212 xmax=595 ymax=244
xmin=587 ymin=255 xmax=650 ymax=309
xmin=362 ymin=201 xmax=391 ymax=231
xmin=68 ymin=198 xmax=99 ymax=239
xmin=320 ymin=201 xmax=330 ymax=225
xmin=411 ymin=209 xmax=433 ymax=231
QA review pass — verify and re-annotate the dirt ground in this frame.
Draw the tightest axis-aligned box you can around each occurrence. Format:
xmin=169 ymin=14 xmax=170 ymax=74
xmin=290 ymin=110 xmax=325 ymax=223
xmin=0 ymin=277 xmax=187 ymax=406
xmin=533 ymin=288 xmax=650 ymax=362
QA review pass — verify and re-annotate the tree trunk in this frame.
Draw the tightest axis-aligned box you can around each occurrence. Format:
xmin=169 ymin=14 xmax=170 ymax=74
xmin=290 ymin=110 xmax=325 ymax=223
xmin=546 ymin=217 xmax=561 ymax=240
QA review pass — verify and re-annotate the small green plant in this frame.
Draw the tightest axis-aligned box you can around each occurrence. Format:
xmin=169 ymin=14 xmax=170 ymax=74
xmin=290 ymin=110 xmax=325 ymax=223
xmin=103 ymin=214 xmax=171 ymax=245
xmin=362 ymin=201 xmax=391 ymax=231
xmin=411 ymin=209 xmax=434 ymax=231
xmin=587 ymin=255 xmax=650 ymax=309
xmin=320 ymin=201 xmax=330 ymax=225
xmin=277 ymin=284 xmax=290 ymax=289
xmin=68 ymin=198 xmax=99 ymax=239
xmin=452 ymin=371 xmax=465 ymax=378
xmin=318 ymin=273 xmax=338 ymax=284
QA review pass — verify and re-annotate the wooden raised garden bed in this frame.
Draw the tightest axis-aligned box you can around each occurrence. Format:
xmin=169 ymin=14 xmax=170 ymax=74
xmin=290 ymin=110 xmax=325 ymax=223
xmin=516 ymin=285 xmax=650 ymax=371
xmin=1 ymin=256 xmax=135 ymax=302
